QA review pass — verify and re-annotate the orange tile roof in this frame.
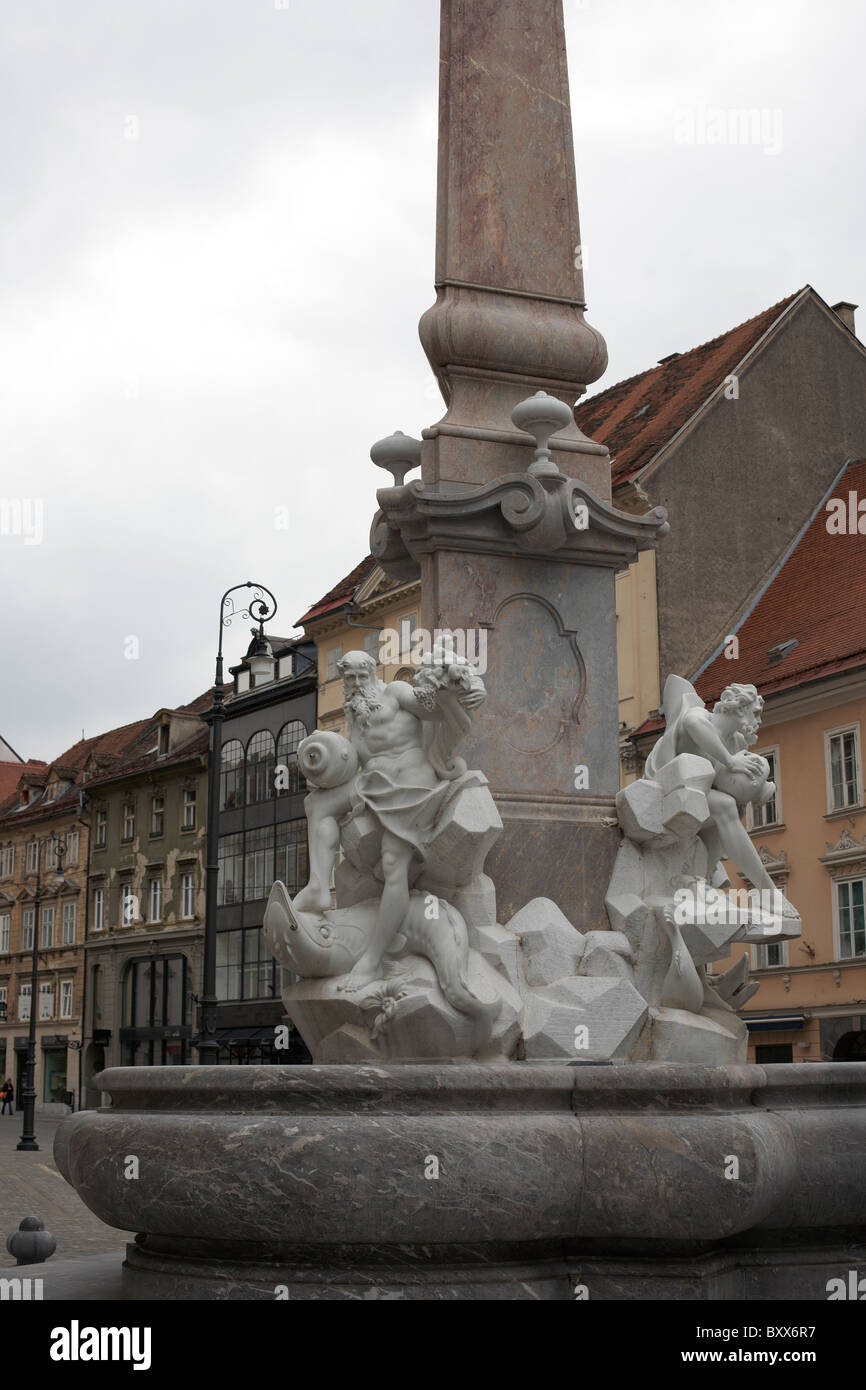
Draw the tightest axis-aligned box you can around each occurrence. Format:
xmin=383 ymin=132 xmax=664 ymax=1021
xmin=576 ymin=290 xmax=804 ymax=488
xmin=0 ymin=760 xmax=47 ymax=806
xmin=296 ymin=555 xmax=377 ymax=626
xmin=694 ymin=459 xmax=866 ymax=704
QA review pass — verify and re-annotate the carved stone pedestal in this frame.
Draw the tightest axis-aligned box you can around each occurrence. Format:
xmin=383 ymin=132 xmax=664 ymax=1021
xmin=55 ymin=1062 xmax=866 ymax=1300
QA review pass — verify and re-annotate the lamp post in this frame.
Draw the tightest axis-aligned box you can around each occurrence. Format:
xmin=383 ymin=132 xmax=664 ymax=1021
xmin=18 ymin=832 xmax=65 ymax=1151
xmin=198 ymin=583 xmax=278 ymax=1064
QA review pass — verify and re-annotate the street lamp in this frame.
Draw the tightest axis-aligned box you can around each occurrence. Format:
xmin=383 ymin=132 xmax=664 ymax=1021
xmin=198 ymin=583 xmax=278 ymax=1064
xmin=18 ymin=831 xmax=65 ymax=1151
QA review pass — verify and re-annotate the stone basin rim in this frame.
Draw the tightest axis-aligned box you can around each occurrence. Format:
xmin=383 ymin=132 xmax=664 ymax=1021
xmin=89 ymin=1061 xmax=866 ymax=1114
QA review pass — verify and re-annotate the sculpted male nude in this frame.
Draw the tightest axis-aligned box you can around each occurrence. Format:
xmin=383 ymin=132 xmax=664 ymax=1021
xmin=647 ymin=677 xmax=796 ymax=916
xmin=293 ymin=647 xmax=486 ymax=992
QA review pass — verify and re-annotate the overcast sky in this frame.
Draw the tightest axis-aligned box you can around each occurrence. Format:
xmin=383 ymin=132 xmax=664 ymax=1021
xmin=2 ymin=0 xmax=864 ymax=761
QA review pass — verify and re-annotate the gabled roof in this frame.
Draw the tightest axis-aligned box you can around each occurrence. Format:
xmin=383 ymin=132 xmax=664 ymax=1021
xmin=576 ymin=290 xmax=805 ymax=488
xmin=296 ymin=556 xmax=377 ymax=627
xmin=695 ymin=458 xmax=866 ymax=704
xmin=0 ymin=760 xmax=47 ymax=808
xmin=631 ymin=458 xmax=866 ymax=744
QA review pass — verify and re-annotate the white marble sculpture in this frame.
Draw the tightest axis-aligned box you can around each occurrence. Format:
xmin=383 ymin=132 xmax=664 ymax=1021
xmin=605 ymin=675 xmax=803 ymax=1062
xmin=264 ymin=638 xmax=524 ymax=1061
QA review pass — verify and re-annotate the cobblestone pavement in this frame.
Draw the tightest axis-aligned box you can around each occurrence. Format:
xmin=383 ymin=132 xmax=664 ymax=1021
xmin=0 ymin=1111 xmax=132 ymax=1267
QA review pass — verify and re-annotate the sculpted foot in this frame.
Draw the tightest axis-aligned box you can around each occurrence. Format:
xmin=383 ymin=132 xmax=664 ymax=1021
xmin=338 ymin=956 xmax=384 ymax=993
xmin=293 ymin=885 xmax=332 ymax=914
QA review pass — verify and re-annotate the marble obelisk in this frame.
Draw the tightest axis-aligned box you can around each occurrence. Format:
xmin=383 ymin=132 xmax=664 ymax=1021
xmin=372 ymin=0 xmax=667 ymax=924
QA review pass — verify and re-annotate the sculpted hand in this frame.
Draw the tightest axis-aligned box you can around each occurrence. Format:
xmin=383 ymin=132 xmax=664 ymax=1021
xmin=729 ymin=750 xmax=764 ymax=778
xmin=457 ymin=687 xmax=486 ymax=710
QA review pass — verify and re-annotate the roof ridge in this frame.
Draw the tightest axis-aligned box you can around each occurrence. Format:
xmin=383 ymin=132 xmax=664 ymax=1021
xmin=579 ymin=288 xmax=806 ymax=410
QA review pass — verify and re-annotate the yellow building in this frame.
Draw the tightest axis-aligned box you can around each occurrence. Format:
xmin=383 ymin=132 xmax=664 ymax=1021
xmin=296 ymin=557 xmax=421 ymax=732
xmin=631 ymin=459 xmax=866 ymax=1061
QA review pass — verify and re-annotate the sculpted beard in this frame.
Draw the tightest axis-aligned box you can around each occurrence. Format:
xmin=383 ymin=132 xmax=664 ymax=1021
xmin=344 ymin=685 xmax=384 ymax=725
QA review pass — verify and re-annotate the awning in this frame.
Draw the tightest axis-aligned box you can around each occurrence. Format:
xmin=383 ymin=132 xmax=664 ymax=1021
xmin=746 ymin=1016 xmax=806 ymax=1032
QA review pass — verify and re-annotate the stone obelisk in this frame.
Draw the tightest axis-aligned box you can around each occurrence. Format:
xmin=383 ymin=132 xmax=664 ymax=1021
xmin=372 ymin=0 xmax=667 ymax=925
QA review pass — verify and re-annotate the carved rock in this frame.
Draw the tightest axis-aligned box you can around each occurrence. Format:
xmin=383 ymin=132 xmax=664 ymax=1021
xmin=661 ymin=785 xmax=711 ymax=838
xmin=522 ymin=976 xmax=647 ymax=1061
xmin=579 ymin=930 xmax=635 ymax=980
xmin=507 ymin=896 xmax=585 ymax=987
xmin=615 ymin=779 xmax=664 ymax=844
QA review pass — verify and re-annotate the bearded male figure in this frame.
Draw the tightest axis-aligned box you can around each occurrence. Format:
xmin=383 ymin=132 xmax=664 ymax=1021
xmin=647 ymin=676 xmax=796 ymax=916
xmin=293 ymin=648 xmax=486 ymax=991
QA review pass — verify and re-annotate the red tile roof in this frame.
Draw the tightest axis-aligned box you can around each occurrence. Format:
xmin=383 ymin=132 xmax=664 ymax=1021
xmin=0 ymin=760 xmax=47 ymax=807
xmin=576 ymin=290 xmax=804 ymax=488
xmin=296 ymin=555 xmax=377 ymax=627
xmin=695 ymin=459 xmax=866 ymax=704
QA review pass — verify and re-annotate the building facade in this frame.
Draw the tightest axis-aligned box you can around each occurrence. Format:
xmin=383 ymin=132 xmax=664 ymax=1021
xmin=80 ymin=702 xmax=210 ymax=1106
xmin=0 ymin=762 xmax=90 ymax=1109
xmin=214 ymin=635 xmax=317 ymax=1064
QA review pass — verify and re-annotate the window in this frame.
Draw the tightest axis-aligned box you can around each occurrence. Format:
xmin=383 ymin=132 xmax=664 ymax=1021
xmin=41 ymin=905 xmax=55 ymax=948
xmin=0 ymin=986 xmax=6 ymax=1014
xmin=216 ymin=927 xmax=276 ymax=1002
xmin=120 ymin=883 xmax=137 ymax=926
xmin=246 ymin=732 xmax=276 ymax=805
xmin=244 ymin=825 xmax=275 ymax=902
xmin=0 ymin=844 xmax=13 ymax=877
xmin=149 ymin=877 xmax=162 ymax=924
xmin=151 ymin=796 xmax=165 ymax=836
xmin=220 ymin=741 xmax=244 ymax=810
xmin=19 ymin=983 xmax=31 ymax=1020
xmin=159 ymin=724 xmax=170 ymax=756
xmin=0 ymin=913 xmax=9 ymax=953
xmin=22 ymin=907 xmax=34 ymax=950
xmin=182 ymin=788 xmax=196 ymax=829
xmin=276 ymin=820 xmax=309 ymax=896
xmin=26 ymin=840 xmax=39 ymax=872
xmin=92 ymin=888 xmax=104 ymax=932
xmin=276 ymin=722 xmax=307 ymax=797
xmin=363 ymin=629 xmax=382 ymax=663
xmin=754 ymin=1043 xmax=793 ymax=1064
xmin=827 ymin=726 xmax=861 ymax=811
xmin=95 ymin=810 xmax=107 ymax=849
xmin=181 ymin=872 xmax=194 ymax=920
xmin=38 ymin=983 xmax=54 ymax=1019
xmin=60 ymin=981 xmax=73 ymax=1019
xmin=218 ymin=833 xmax=244 ymax=906
xmin=66 ymin=829 xmax=79 ymax=867
xmin=749 ymin=749 xmax=779 ymax=829
xmin=326 ymin=644 xmax=343 ymax=681
xmin=837 ymin=878 xmax=866 ymax=959
xmin=753 ymin=939 xmax=788 ymax=969
xmin=122 ymin=803 xmax=135 ymax=840
xmin=62 ymin=901 xmax=77 ymax=945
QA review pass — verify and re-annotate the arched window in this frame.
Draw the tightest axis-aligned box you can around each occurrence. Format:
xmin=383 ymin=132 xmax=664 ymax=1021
xmin=276 ymin=721 xmax=307 ymax=797
xmin=246 ymin=731 xmax=276 ymax=805
xmin=220 ymin=740 xmax=244 ymax=810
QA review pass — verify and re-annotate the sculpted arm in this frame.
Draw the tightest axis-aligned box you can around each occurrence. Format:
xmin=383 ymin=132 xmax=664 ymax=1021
xmin=679 ymin=708 xmax=763 ymax=777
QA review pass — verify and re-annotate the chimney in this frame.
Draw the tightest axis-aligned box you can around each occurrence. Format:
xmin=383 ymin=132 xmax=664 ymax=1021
xmin=832 ymin=301 xmax=857 ymax=335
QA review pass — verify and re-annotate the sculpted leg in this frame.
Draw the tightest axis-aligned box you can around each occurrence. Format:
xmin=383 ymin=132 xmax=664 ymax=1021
xmin=339 ymin=831 xmax=415 ymax=992
xmin=293 ymin=783 xmax=353 ymax=913
xmin=706 ymin=789 xmax=776 ymax=895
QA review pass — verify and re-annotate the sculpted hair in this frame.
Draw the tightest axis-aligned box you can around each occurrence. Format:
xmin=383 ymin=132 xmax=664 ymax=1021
xmin=714 ymin=683 xmax=762 ymax=718
xmin=337 ymin=650 xmax=377 ymax=678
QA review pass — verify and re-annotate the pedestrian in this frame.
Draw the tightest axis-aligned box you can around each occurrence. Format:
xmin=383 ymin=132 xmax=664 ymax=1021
xmin=0 ymin=1079 xmax=14 ymax=1115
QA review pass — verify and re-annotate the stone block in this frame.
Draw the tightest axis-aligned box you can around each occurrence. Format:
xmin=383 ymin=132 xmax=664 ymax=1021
xmin=334 ymin=859 xmax=381 ymax=910
xmin=579 ymin=930 xmax=634 ymax=980
xmin=655 ymin=753 xmax=715 ymax=796
xmin=507 ymin=896 xmax=585 ymax=987
xmin=340 ymin=810 xmax=382 ymax=877
xmin=451 ymin=873 xmax=498 ymax=929
xmin=647 ymin=1006 xmax=746 ymax=1064
xmin=661 ymin=786 xmax=710 ymax=838
xmin=424 ymin=781 xmax=503 ymax=889
xmin=522 ymin=976 xmax=647 ymax=1061
xmin=615 ymin=779 xmax=664 ymax=843
xmin=470 ymin=921 xmax=522 ymax=990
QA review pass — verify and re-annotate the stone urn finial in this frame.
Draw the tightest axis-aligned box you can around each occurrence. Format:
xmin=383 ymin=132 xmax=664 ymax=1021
xmin=370 ymin=431 xmax=423 ymax=486
xmin=511 ymin=391 xmax=574 ymax=477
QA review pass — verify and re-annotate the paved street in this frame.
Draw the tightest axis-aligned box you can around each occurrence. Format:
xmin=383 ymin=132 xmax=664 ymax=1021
xmin=0 ymin=1111 xmax=132 ymax=1267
